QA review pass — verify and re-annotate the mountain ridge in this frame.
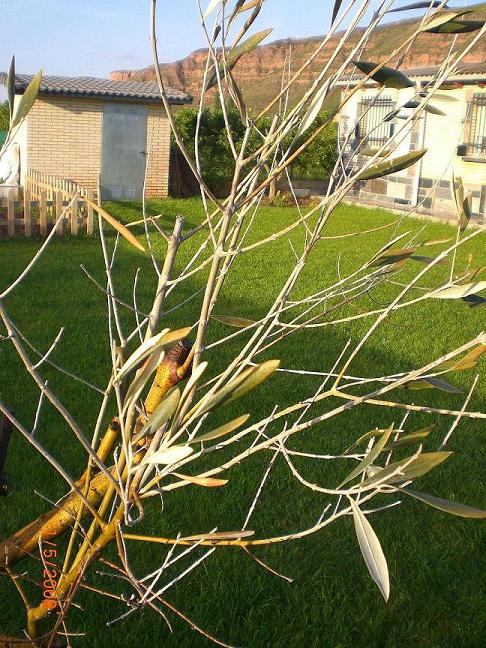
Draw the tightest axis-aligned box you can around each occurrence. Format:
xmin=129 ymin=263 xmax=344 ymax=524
xmin=110 ymin=15 xmax=486 ymax=112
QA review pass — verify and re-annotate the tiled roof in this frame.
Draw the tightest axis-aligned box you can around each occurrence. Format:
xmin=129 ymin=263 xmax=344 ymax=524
xmin=0 ymin=73 xmax=192 ymax=105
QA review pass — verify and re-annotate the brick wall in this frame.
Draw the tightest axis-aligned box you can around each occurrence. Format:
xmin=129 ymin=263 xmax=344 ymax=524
xmin=146 ymin=103 xmax=171 ymax=198
xmin=26 ymin=97 xmax=171 ymax=197
xmin=27 ymin=97 xmax=103 ymax=192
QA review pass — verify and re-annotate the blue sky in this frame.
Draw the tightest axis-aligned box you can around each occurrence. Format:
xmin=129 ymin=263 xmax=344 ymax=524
xmin=0 ymin=0 xmax=430 ymax=100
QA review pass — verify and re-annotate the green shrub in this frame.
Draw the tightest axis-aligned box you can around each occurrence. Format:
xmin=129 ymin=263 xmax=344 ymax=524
xmin=173 ymin=106 xmax=337 ymax=196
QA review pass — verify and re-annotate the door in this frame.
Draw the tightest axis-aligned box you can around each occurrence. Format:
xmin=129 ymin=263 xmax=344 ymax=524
xmin=100 ymin=103 xmax=148 ymax=200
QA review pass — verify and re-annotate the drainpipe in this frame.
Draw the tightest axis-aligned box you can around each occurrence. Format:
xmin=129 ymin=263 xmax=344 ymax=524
xmin=411 ymin=83 xmax=427 ymax=208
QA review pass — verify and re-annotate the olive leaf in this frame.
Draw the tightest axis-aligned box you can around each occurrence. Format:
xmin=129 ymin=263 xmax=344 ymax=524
xmin=369 ymin=247 xmax=416 ymax=267
xmin=190 ymin=359 xmax=280 ymax=417
xmin=190 ymin=413 xmax=250 ymax=444
xmin=141 ymin=445 xmax=194 ymax=466
xmin=359 ymin=451 xmax=451 ymax=488
xmin=420 ymin=8 xmax=473 ymax=33
xmin=462 ymin=294 xmax=486 ymax=308
xmin=133 ymin=386 xmax=181 ymax=443
xmin=332 ymin=1 xmax=344 ymax=25
xmin=410 ymin=255 xmax=447 ymax=265
xmin=353 ymin=60 xmax=415 ymax=89
xmin=356 ymin=149 xmax=427 ymax=182
xmin=452 ymin=174 xmax=472 ymax=232
xmin=349 ymin=498 xmax=390 ymax=601
xmin=7 ymin=56 xmax=15 ymax=120
xmin=212 ymin=315 xmax=256 ymax=328
xmin=237 ymin=0 xmax=261 ymax=12
xmin=401 ymin=487 xmax=486 ymax=518
xmin=85 ymin=198 xmax=146 ymax=252
xmin=426 ymin=19 xmax=485 ymax=33
xmin=385 ymin=430 xmax=431 ymax=449
xmin=123 ymin=349 xmax=165 ymax=416
xmin=405 ymin=376 xmax=461 ymax=393
xmin=388 ymin=1 xmax=442 ymax=12
xmin=203 ymin=0 xmax=224 ymax=19
xmin=339 ymin=424 xmax=394 ymax=487
xmin=172 ymin=472 xmax=228 ymax=487
xmin=115 ymin=327 xmax=191 ymax=384
xmin=11 ymin=69 xmax=42 ymax=129
xmin=428 ymin=281 xmax=486 ymax=300
xmin=206 ymin=28 xmax=273 ymax=89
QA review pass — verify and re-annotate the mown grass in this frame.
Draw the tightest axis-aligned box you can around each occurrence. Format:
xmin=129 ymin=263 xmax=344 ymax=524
xmin=0 ymin=199 xmax=485 ymax=647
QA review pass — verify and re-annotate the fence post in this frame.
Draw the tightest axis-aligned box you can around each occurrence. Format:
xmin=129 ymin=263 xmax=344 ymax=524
xmin=71 ymin=194 xmax=78 ymax=236
xmin=7 ymin=190 xmax=15 ymax=238
xmin=56 ymin=190 xmax=63 ymax=235
xmin=40 ymin=190 xmax=47 ymax=237
xmin=87 ymin=189 xmax=94 ymax=235
xmin=24 ymin=188 xmax=31 ymax=238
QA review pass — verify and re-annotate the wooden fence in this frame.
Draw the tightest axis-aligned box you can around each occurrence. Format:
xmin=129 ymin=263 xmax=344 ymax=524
xmin=0 ymin=171 xmax=96 ymax=239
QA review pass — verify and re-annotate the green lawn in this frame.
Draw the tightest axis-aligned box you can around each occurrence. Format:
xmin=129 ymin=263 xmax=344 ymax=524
xmin=0 ymin=199 xmax=485 ymax=647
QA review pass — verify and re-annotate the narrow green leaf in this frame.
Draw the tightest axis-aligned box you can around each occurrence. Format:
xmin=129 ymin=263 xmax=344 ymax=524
xmin=133 ymin=386 xmax=181 ymax=442
xmin=353 ymin=60 xmax=415 ymax=89
xmin=388 ymin=1 xmax=442 ymax=12
xmin=7 ymin=56 xmax=15 ymax=120
xmin=452 ymin=175 xmax=472 ymax=232
xmin=410 ymin=255 xmax=447 ymax=265
xmin=356 ymin=149 xmax=427 ymax=182
xmin=123 ymin=349 xmax=164 ymax=416
xmin=85 ymin=197 xmax=145 ymax=252
xmin=193 ymin=359 xmax=280 ymax=416
xmin=212 ymin=315 xmax=256 ymax=328
xmin=361 ymin=147 xmax=390 ymax=157
xmin=345 ymin=428 xmax=395 ymax=453
xmin=349 ymin=498 xmax=390 ymax=601
xmin=426 ymin=19 xmax=485 ymax=33
xmin=190 ymin=414 xmax=250 ymax=444
xmin=11 ymin=69 xmax=42 ymax=129
xmin=424 ymin=103 xmax=447 ymax=116
xmin=115 ymin=327 xmax=191 ymax=384
xmin=332 ymin=1 xmax=344 ymax=25
xmin=385 ymin=430 xmax=431 ymax=449
xmin=420 ymin=237 xmax=453 ymax=246
xmin=405 ymin=376 xmax=461 ymax=393
xmin=339 ymin=425 xmax=393 ymax=487
xmin=420 ymin=9 xmax=473 ymax=32
xmin=401 ymin=487 xmax=486 ymax=518
xmin=359 ymin=451 xmax=452 ymax=488
xmin=369 ymin=247 xmax=416 ymax=267
xmin=206 ymin=28 xmax=272 ymax=89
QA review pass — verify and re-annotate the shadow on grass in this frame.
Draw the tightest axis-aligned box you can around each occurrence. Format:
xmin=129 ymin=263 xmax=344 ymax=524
xmin=0 ymin=201 xmax=484 ymax=646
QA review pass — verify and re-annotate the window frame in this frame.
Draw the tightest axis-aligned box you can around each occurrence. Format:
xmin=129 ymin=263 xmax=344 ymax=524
xmin=466 ymin=93 xmax=486 ymax=159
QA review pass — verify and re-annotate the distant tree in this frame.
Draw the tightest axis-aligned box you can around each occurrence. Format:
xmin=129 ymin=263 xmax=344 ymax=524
xmin=0 ymin=101 xmax=9 ymax=131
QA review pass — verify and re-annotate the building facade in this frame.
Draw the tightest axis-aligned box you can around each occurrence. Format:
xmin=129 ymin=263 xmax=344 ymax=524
xmin=339 ymin=62 xmax=486 ymax=222
xmin=0 ymin=74 xmax=192 ymax=200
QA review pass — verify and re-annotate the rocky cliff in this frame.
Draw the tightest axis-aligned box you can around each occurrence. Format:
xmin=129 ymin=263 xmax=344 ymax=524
xmin=111 ymin=16 xmax=486 ymax=113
